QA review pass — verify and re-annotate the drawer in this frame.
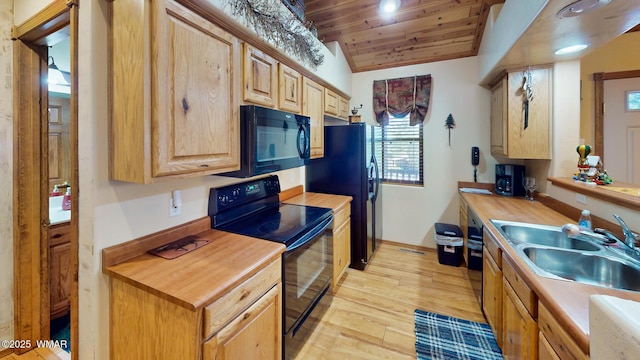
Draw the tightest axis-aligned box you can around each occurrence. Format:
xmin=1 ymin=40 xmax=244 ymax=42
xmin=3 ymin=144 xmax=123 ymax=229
xmin=332 ymin=204 xmax=351 ymax=229
xmin=203 ymin=257 xmax=281 ymax=339
xmin=49 ymin=222 xmax=71 ymax=247
xmin=503 ymin=255 xmax=537 ymax=318
xmin=483 ymin=228 xmax=502 ymax=268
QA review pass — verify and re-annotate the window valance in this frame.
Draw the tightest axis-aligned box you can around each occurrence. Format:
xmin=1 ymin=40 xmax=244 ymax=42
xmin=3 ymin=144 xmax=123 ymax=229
xmin=372 ymin=74 xmax=432 ymax=126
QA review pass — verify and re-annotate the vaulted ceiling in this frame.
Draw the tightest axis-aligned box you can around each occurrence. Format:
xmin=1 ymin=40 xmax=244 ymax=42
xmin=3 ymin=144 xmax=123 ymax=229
xmin=304 ymin=0 xmax=505 ymax=73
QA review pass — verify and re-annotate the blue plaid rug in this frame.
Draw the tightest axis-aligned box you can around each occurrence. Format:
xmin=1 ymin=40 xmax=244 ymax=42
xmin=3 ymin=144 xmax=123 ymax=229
xmin=415 ymin=309 xmax=502 ymax=360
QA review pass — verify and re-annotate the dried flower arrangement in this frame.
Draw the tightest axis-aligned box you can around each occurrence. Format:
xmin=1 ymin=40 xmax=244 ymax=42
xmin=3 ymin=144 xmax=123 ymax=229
xmin=226 ymin=0 xmax=324 ymax=69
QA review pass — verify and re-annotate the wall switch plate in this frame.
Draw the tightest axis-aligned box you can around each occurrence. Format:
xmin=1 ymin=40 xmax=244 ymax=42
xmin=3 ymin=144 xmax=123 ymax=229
xmin=576 ymin=193 xmax=587 ymax=205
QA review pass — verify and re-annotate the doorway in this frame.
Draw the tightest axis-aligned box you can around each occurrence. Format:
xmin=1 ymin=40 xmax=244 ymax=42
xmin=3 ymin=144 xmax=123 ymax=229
xmin=594 ymin=70 xmax=640 ymax=177
xmin=603 ymin=77 xmax=640 ymax=185
xmin=12 ymin=1 xmax=78 ymax=358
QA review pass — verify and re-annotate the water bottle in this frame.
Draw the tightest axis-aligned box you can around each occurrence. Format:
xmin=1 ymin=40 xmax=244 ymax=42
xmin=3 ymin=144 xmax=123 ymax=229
xmin=578 ymin=209 xmax=592 ymax=230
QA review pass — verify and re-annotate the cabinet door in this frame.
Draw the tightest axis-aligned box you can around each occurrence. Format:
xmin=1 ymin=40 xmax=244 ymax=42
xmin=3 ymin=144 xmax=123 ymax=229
xmin=490 ymin=76 xmax=508 ymax=157
xmin=502 ymin=280 xmax=537 ymax=360
xmin=48 ymin=97 xmax=70 ymax=191
xmin=538 ymin=333 xmax=561 ymax=360
xmin=506 ymin=67 xmax=552 ymax=159
xmin=324 ymin=88 xmax=339 ymax=115
xmin=482 ymin=246 xmax=502 ymax=348
xmin=303 ymin=77 xmax=324 ymax=159
xmin=278 ymin=63 xmax=302 ymax=113
xmin=243 ymin=43 xmax=278 ymax=107
xmin=50 ymin=242 xmax=71 ymax=320
xmin=153 ymin=0 xmax=241 ymax=177
xmin=338 ymin=96 xmax=349 ymax=119
xmin=333 ymin=218 xmax=351 ymax=293
xmin=203 ymin=285 xmax=282 ymax=360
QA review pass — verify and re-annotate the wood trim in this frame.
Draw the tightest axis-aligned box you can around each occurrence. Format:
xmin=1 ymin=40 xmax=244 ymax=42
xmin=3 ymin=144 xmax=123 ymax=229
xmin=278 ymin=185 xmax=303 ymax=202
xmin=593 ymin=70 xmax=640 ymax=165
xmin=13 ymin=38 xmax=49 ymax=354
xmin=547 ymin=177 xmax=640 ymax=213
xmin=68 ymin=4 xmax=79 ymax=357
xmin=11 ymin=0 xmax=74 ymax=43
xmin=101 ymin=217 xmax=211 ymax=269
xmin=174 ymin=0 xmax=350 ymax=99
xmin=378 ymin=239 xmax=437 ymax=254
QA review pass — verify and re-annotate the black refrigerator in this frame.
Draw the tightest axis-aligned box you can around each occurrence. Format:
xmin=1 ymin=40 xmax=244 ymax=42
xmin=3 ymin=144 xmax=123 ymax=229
xmin=306 ymin=122 xmax=382 ymax=270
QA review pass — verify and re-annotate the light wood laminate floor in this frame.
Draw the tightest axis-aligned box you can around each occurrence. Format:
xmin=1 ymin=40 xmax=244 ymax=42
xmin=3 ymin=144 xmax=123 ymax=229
xmin=0 ymin=347 xmax=69 ymax=360
xmin=294 ymin=241 xmax=484 ymax=359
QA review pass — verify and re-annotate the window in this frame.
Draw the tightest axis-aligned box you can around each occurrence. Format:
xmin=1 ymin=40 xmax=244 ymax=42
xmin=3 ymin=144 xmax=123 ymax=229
xmin=626 ymin=90 xmax=640 ymax=111
xmin=374 ymin=115 xmax=423 ymax=185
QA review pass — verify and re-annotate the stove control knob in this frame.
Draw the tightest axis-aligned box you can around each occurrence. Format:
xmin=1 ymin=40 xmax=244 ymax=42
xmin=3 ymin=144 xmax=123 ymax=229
xmin=232 ymin=188 xmax=240 ymax=198
xmin=219 ymin=195 xmax=229 ymax=206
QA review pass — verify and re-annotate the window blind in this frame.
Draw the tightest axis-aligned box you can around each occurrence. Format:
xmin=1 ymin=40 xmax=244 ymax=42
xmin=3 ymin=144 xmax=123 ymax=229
xmin=374 ymin=115 xmax=423 ymax=185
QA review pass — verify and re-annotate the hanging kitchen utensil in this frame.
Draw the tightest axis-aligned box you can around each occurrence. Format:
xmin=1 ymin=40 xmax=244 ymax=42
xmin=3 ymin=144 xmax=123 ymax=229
xmin=522 ymin=70 xmax=534 ymax=130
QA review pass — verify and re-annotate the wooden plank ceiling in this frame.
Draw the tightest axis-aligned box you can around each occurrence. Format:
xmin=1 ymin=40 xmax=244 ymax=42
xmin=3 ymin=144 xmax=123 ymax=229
xmin=304 ymin=0 xmax=505 ymax=73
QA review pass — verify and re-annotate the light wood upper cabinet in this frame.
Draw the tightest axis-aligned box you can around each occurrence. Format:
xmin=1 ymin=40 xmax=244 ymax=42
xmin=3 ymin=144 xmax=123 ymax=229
xmin=110 ymin=0 xmax=240 ymax=183
xmin=490 ymin=77 xmax=508 ymax=157
xmin=324 ymin=88 xmax=339 ymax=116
xmin=338 ymin=96 xmax=350 ymax=119
xmin=278 ymin=63 xmax=302 ymax=113
xmin=243 ymin=43 xmax=278 ymax=107
xmin=303 ymin=77 xmax=324 ymax=159
xmin=490 ymin=67 xmax=552 ymax=159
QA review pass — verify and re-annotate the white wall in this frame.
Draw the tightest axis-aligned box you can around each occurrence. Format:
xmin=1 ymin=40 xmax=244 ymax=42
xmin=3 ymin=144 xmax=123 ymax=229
xmin=0 ymin=0 xmax=14 ymax=345
xmin=351 ymin=57 xmax=495 ymax=248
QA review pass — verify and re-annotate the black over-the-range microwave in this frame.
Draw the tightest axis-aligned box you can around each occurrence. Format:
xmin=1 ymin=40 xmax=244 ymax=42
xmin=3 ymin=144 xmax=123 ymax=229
xmin=220 ymin=105 xmax=311 ymax=178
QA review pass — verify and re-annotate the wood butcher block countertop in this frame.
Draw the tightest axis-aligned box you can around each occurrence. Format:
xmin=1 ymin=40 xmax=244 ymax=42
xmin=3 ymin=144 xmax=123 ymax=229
xmin=281 ymin=191 xmax=352 ymax=213
xmin=103 ymin=227 xmax=284 ymax=311
xmin=462 ymin=192 xmax=640 ymax=354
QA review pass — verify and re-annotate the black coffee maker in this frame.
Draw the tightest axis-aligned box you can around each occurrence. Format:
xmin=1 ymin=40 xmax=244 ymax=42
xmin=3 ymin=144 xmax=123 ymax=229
xmin=495 ymin=164 xmax=525 ymax=196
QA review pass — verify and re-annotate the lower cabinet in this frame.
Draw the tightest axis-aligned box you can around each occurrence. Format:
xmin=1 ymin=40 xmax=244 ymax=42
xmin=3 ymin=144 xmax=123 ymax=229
xmin=332 ymin=204 xmax=351 ymax=293
xmin=49 ymin=222 xmax=71 ymax=320
xmin=109 ymin=257 xmax=282 ymax=360
xmin=203 ymin=285 xmax=281 ymax=360
xmin=538 ymin=301 xmax=589 ymax=360
xmin=483 ymin=243 xmax=502 ymax=347
xmin=502 ymin=256 xmax=538 ymax=360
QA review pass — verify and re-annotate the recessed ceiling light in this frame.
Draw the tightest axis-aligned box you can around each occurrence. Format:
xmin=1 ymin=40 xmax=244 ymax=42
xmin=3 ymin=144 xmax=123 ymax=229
xmin=557 ymin=0 xmax=612 ymax=18
xmin=380 ymin=0 xmax=400 ymax=14
xmin=555 ymin=44 xmax=590 ymax=55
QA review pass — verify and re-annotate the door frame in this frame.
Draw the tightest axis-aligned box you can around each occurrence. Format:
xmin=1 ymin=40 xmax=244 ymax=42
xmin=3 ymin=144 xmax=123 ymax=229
xmin=12 ymin=0 xmax=78 ymax=356
xmin=593 ymin=69 xmax=640 ymax=164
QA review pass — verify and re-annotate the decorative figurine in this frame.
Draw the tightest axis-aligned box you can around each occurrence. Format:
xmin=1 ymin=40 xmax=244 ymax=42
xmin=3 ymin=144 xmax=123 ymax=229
xmin=572 ymin=145 xmax=613 ymax=185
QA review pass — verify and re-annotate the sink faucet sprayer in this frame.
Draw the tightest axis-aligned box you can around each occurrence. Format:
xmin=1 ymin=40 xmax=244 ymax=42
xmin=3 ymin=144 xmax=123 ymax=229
xmin=613 ymin=214 xmax=639 ymax=249
xmin=562 ymin=214 xmax=640 ymax=256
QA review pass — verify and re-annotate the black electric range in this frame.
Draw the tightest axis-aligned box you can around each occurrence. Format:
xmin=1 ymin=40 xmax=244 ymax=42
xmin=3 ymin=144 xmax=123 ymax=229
xmin=208 ymin=175 xmax=334 ymax=360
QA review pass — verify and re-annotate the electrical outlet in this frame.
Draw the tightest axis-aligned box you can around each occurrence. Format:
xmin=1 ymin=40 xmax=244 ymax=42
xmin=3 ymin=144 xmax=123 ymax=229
xmin=169 ymin=190 xmax=182 ymax=217
xmin=169 ymin=198 xmax=181 ymax=217
xmin=576 ymin=193 xmax=587 ymax=205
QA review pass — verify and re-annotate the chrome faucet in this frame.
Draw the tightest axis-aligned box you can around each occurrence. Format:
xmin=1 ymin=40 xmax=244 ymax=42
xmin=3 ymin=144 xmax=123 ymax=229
xmin=613 ymin=214 xmax=639 ymax=249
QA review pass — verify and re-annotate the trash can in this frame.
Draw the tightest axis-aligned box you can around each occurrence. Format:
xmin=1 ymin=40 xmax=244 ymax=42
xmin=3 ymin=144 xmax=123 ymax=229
xmin=467 ymin=239 xmax=483 ymax=271
xmin=434 ymin=223 xmax=463 ymax=266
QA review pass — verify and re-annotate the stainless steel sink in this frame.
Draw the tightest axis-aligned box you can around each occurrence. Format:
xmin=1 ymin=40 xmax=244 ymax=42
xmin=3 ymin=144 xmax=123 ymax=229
xmin=491 ymin=220 xmax=602 ymax=251
xmin=490 ymin=219 xmax=640 ymax=292
xmin=522 ymin=246 xmax=640 ymax=292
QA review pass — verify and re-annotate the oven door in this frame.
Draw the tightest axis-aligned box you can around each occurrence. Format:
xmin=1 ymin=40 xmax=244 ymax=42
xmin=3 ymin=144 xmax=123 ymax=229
xmin=283 ymin=216 xmax=333 ymax=336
